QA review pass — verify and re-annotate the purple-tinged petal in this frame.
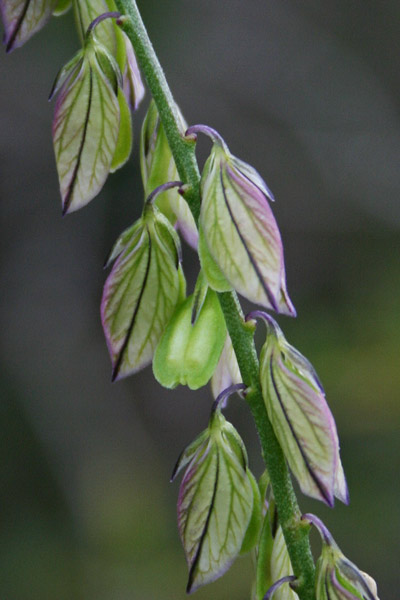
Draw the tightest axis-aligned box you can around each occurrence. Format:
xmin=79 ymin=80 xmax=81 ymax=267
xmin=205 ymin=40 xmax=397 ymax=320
xmin=231 ymin=154 xmax=275 ymax=202
xmin=1 ymin=0 xmax=57 ymax=51
xmin=122 ymin=33 xmax=145 ymax=110
xmin=211 ymin=334 xmax=242 ymax=400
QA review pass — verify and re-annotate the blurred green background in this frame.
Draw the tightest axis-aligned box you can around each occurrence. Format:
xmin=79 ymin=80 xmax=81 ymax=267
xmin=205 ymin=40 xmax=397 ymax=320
xmin=0 ymin=1 xmax=399 ymax=598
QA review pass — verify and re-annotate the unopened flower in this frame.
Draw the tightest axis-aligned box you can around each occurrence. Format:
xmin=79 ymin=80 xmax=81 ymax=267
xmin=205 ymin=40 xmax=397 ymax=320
xmin=252 ymin=311 xmax=348 ymax=506
xmin=141 ymin=101 xmax=198 ymax=248
xmin=187 ymin=125 xmax=295 ymax=315
xmin=101 ymin=182 xmax=186 ymax=380
xmin=152 ymin=285 xmax=226 ymax=390
xmin=172 ymin=386 xmax=255 ymax=593
xmin=303 ymin=514 xmax=380 ymax=600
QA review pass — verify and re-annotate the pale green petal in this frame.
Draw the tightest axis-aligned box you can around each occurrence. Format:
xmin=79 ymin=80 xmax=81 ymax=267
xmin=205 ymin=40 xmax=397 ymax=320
xmin=140 ymin=100 xmax=198 ymax=248
xmin=53 ymin=0 xmax=71 ymax=16
xmin=153 ymin=288 xmax=226 ymax=390
xmin=74 ymin=0 xmax=118 ymax=52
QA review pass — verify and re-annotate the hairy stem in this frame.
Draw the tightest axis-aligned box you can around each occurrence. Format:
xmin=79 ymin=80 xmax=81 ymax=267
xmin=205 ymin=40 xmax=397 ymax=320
xmin=115 ymin=2 xmax=316 ymax=598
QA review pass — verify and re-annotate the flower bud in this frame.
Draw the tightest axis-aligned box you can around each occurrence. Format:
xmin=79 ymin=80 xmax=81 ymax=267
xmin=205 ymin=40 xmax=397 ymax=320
xmin=153 ymin=287 xmax=226 ymax=390
xmin=172 ymin=396 xmax=255 ymax=592
xmin=254 ymin=312 xmax=348 ymax=506
xmin=101 ymin=183 xmax=186 ymax=380
xmin=303 ymin=514 xmax=380 ymax=600
xmin=141 ymin=101 xmax=198 ymax=248
xmin=50 ymin=13 xmax=141 ymax=213
xmin=188 ymin=125 xmax=295 ymax=315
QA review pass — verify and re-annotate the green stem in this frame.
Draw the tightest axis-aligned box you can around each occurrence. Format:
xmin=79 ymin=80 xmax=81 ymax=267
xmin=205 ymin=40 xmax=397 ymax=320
xmin=115 ymin=2 xmax=316 ymax=598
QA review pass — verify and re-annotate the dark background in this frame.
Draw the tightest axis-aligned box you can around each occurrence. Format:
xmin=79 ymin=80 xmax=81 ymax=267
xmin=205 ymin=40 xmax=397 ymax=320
xmin=0 ymin=1 xmax=399 ymax=598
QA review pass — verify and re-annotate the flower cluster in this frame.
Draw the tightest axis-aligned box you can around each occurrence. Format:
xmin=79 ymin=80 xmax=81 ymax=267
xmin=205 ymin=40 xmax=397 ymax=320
xmin=0 ymin=2 xmax=382 ymax=597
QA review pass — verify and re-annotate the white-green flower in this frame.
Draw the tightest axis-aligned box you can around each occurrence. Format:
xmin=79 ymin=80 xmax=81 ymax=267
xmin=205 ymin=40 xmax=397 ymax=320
xmin=303 ymin=514 xmax=380 ymax=600
xmin=188 ymin=125 xmax=295 ymax=315
xmin=254 ymin=311 xmax=348 ymax=506
xmin=172 ymin=390 xmax=255 ymax=593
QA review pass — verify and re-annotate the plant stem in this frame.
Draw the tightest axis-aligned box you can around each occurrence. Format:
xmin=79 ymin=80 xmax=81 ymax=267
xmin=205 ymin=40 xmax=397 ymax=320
xmin=115 ymin=2 xmax=316 ymax=598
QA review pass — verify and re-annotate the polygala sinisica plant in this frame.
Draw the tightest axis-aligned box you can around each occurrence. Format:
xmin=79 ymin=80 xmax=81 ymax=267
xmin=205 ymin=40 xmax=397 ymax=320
xmin=1 ymin=2 xmax=380 ymax=599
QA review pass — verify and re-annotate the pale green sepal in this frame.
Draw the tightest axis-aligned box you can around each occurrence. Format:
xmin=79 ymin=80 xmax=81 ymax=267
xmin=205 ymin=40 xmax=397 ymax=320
xmin=153 ymin=288 xmax=226 ymax=390
xmin=110 ymin=89 xmax=132 ymax=172
xmin=255 ymin=499 xmax=276 ymax=600
xmin=171 ymin=430 xmax=209 ymax=482
xmin=177 ymin=264 xmax=187 ymax=302
xmin=191 ymin=270 xmax=209 ymax=324
xmin=48 ymin=51 xmax=83 ymax=100
xmin=270 ymin=527 xmax=298 ymax=600
xmin=103 ymin=221 xmax=141 ymax=268
xmin=258 ymin=469 xmax=270 ymax=506
xmin=176 ymin=413 xmax=254 ymax=593
xmin=101 ymin=210 xmax=184 ymax=380
xmin=53 ymin=51 xmax=120 ymax=214
xmin=258 ymin=315 xmax=347 ymax=506
xmin=198 ymin=226 xmax=231 ymax=292
xmin=74 ymin=0 xmax=117 ymax=51
xmin=240 ymin=469 xmax=262 ymax=555
xmin=53 ymin=0 xmax=72 ymax=17
xmin=94 ymin=42 xmax=123 ymax=92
